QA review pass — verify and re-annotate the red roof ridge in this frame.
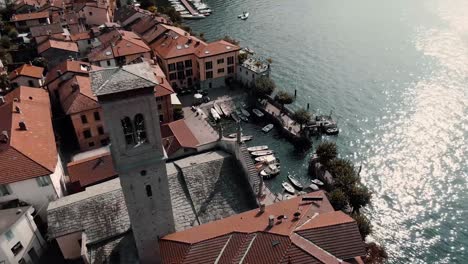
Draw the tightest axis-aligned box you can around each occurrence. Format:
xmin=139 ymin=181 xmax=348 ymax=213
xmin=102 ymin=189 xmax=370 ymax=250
xmin=68 ymin=151 xmax=110 ymax=166
xmin=296 ymin=211 xmax=355 ymax=231
xmin=290 ymin=232 xmax=342 ymax=264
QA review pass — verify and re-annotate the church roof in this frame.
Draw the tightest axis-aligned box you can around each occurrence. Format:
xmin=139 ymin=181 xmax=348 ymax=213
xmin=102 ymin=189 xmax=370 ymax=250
xmin=90 ymin=62 xmax=158 ymax=96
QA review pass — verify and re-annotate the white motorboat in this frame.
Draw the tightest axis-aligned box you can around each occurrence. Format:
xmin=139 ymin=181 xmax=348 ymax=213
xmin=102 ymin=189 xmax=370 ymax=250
xmin=325 ymin=127 xmax=339 ymax=135
xmin=255 ymin=155 xmax=276 ymax=163
xmin=241 ymin=135 xmax=253 ymax=142
xmin=251 ymin=150 xmax=274 ymax=157
xmin=199 ymin=8 xmax=212 ymax=14
xmin=252 ymin=108 xmax=264 ymax=117
xmin=227 ymin=133 xmax=237 ymax=138
xmin=247 ymin=145 xmax=268 ymax=152
xmin=311 ymin=179 xmax=324 ymax=186
xmin=182 ymin=14 xmax=205 ymax=19
xmin=179 ymin=11 xmax=189 ymax=15
xmin=308 ymin=183 xmax=319 ymax=191
xmin=213 ymin=102 xmax=223 ymax=117
xmin=260 ymin=164 xmax=280 ymax=179
xmin=287 ymin=175 xmax=303 ymax=190
xmin=240 ymin=108 xmax=251 ymax=117
xmin=262 ymin=124 xmax=274 ymax=133
xmin=239 ymin=114 xmax=249 ymax=122
xmin=210 ymin=108 xmax=220 ymax=120
xmin=238 ymin=12 xmax=249 ymax=20
xmin=282 ymin=182 xmax=295 ymax=194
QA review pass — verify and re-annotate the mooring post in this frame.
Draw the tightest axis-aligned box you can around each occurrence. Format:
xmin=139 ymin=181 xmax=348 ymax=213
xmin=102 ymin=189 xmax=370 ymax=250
xmin=294 ymin=89 xmax=297 ymax=98
xmin=307 ymin=103 xmax=310 ymax=110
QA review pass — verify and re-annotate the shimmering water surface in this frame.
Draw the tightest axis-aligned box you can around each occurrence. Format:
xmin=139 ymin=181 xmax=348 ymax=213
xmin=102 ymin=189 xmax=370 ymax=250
xmin=185 ymin=0 xmax=467 ymax=262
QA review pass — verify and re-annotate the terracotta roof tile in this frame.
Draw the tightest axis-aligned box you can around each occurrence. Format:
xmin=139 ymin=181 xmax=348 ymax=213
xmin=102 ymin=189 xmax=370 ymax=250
xmin=45 ymin=60 xmax=100 ymax=85
xmin=88 ymin=30 xmax=150 ymax=62
xmin=59 ymin=75 xmax=99 ymax=115
xmin=279 ymin=244 xmax=322 ymax=264
xmin=70 ymin=31 xmax=92 ymax=41
xmin=68 ymin=152 xmax=117 ymax=187
xmin=182 ymin=235 xmax=230 ymax=263
xmin=168 ymin=119 xmax=198 ymax=148
xmin=141 ymin=24 xmax=168 ymax=44
xmin=0 ymin=87 xmax=57 ymax=184
xmin=243 ymin=232 xmax=291 ymax=264
xmin=37 ymin=39 xmax=78 ymax=54
xmin=217 ymin=233 xmax=251 ymax=263
xmin=159 ymin=240 xmax=190 ymax=264
xmin=30 ymin=23 xmax=63 ymax=37
xmin=195 ymin=40 xmax=241 ymax=58
xmin=11 ymin=11 xmax=49 ymax=21
xmin=9 ymin=64 xmax=44 ymax=80
xmin=130 ymin=15 xmax=158 ymax=35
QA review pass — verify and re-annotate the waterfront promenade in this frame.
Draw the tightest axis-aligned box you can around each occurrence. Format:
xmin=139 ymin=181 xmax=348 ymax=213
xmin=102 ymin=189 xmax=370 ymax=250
xmin=263 ymin=101 xmax=301 ymax=136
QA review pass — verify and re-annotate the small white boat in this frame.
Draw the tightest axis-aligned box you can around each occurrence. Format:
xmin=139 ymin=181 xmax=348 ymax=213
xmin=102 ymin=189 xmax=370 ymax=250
xmin=308 ymin=183 xmax=319 ymax=191
xmin=287 ymin=175 xmax=303 ymax=190
xmin=227 ymin=133 xmax=237 ymax=138
xmin=282 ymin=182 xmax=295 ymax=194
xmin=239 ymin=114 xmax=249 ymax=122
xmin=262 ymin=124 xmax=274 ymax=133
xmin=213 ymin=102 xmax=224 ymax=117
xmin=252 ymin=108 xmax=264 ymax=117
xmin=283 ymin=194 xmax=295 ymax=200
xmin=325 ymin=127 xmax=339 ymax=135
xmin=243 ymin=47 xmax=255 ymax=54
xmin=311 ymin=179 xmax=324 ymax=186
xmin=255 ymin=155 xmax=276 ymax=163
xmin=241 ymin=135 xmax=253 ymax=142
xmin=179 ymin=11 xmax=189 ymax=15
xmin=240 ymin=108 xmax=251 ymax=117
xmin=260 ymin=164 xmax=280 ymax=179
xmin=210 ymin=108 xmax=220 ymax=120
xmin=238 ymin=12 xmax=249 ymax=20
xmin=251 ymin=150 xmax=274 ymax=156
xmin=231 ymin=112 xmax=240 ymax=123
xmin=247 ymin=145 xmax=268 ymax=152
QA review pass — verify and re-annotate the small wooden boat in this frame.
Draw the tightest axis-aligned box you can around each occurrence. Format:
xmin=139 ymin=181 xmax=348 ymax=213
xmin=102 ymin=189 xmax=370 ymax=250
xmin=325 ymin=127 xmax=339 ymax=135
xmin=231 ymin=112 xmax=240 ymax=123
xmin=213 ymin=102 xmax=223 ymax=117
xmin=210 ymin=108 xmax=220 ymax=120
xmin=239 ymin=114 xmax=249 ymax=122
xmin=252 ymin=108 xmax=264 ymax=117
xmin=282 ymin=182 xmax=295 ymax=194
xmin=255 ymin=155 xmax=276 ymax=163
xmin=260 ymin=164 xmax=280 ymax=179
xmin=241 ymin=135 xmax=253 ymax=142
xmin=247 ymin=145 xmax=268 ymax=152
xmin=311 ymin=179 xmax=324 ymax=186
xmin=240 ymin=108 xmax=250 ymax=117
xmin=251 ymin=150 xmax=274 ymax=156
xmin=308 ymin=183 xmax=319 ymax=191
xmin=262 ymin=124 xmax=274 ymax=133
xmin=287 ymin=175 xmax=303 ymax=190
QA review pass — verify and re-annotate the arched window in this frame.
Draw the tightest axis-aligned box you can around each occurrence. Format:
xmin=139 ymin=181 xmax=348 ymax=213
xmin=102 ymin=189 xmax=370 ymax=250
xmin=134 ymin=114 xmax=147 ymax=144
xmin=121 ymin=117 xmax=134 ymax=145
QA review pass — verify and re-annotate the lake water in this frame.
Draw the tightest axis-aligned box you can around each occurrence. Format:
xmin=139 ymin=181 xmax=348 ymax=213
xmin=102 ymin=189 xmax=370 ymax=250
xmin=185 ymin=0 xmax=468 ymax=263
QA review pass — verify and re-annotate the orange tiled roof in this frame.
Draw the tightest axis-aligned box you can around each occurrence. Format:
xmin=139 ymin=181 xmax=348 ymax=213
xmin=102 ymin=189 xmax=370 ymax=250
xmin=161 ymin=192 xmax=366 ymax=263
xmin=9 ymin=64 xmax=44 ymax=80
xmin=37 ymin=39 xmax=78 ymax=54
xmin=88 ymin=30 xmax=150 ymax=62
xmin=68 ymin=152 xmax=117 ymax=187
xmin=70 ymin=31 xmax=92 ymax=41
xmin=59 ymin=75 xmax=99 ymax=115
xmin=12 ymin=11 xmax=49 ymax=21
xmin=151 ymin=63 xmax=174 ymax=97
xmin=0 ymin=87 xmax=57 ymax=184
xmin=45 ymin=60 xmax=98 ymax=85
xmin=161 ymin=119 xmax=198 ymax=156
xmin=195 ymin=40 xmax=241 ymax=58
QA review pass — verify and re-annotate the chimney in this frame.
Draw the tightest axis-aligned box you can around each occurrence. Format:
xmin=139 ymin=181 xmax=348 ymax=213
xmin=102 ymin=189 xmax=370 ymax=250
xmin=0 ymin=131 xmax=9 ymax=143
xmin=19 ymin=121 xmax=27 ymax=131
xmin=276 ymin=215 xmax=284 ymax=224
xmin=259 ymin=203 xmax=265 ymax=213
xmin=268 ymin=215 xmax=275 ymax=228
xmin=293 ymin=212 xmax=301 ymax=221
xmin=0 ymin=96 xmax=5 ymax=105
xmin=15 ymin=106 xmax=20 ymax=113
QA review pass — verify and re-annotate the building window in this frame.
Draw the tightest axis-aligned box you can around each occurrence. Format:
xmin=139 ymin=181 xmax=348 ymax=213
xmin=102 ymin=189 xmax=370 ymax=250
xmin=158 ymin=104 xmax=162 ymax=110
xmin=227 ymin=56 xmax=234 ymax=65
xmin=28 ymin=80 xmax=34 ymax=87
xmin=36 ymin=176 xmax=50 ymax=187
xmin=184 ymin=60 xmax=192 ymax=68
xmin=159 ymin=114 xmax=164 ymax=122
xmin=94 ymin=111 xmax=100 ymax=121
xmin=11 ymin=241 xmax=23 ymax=256
xmin=206 ymin=71 xmax=213 ymax=79
xmin=228 ymin=66 xmax=235 ymax=74
xmin=18 ymin=21 xmax=26 ymax=26
xmin=89 ymin=12 xmax=93 ymax=16
xmin=176 ymin=61 xmax=184 ymax=71
xmin=0 ymin=184 xmax=10 ymax=196
xmin=100 ymin=138 xmax=109 ymax=146
xmin=121 ymin=117 xmax=134 ymax=145
xmin=83 ymin=129 xmax=92 ymax=139
xmin=81 ymin=115 xmax=88 ymax=124
xmin=218 ymin=68 xmax=225 ymax=74
xmin=106 ymin=60 xmax=111 ymax=66
xmin=98 ymin=126 xmax=104 ymax=135
xmin=87 ymin=39 xmax=91 ymax=44
xmin=186 ymin=69 xmax=193 ymax=77
xmin=177 ymin=71 xmax=185 ymax=80
xmin=88 ymin=142 xmax=95 ymax=147
xmin=146 ymin=185 xmax=152 ymax=197
xmin=169 ymin=73 xmax=177 ymax=81
xmin=168 ymin=63 xmax=175 ymax=72
xmin=140 ymin=170 xmax=147 ymax=176
xmin=134 ymin=114 xmax=147 ymax=144
xmin=217 ymin=58 xmax=224 ymax=64
xmin=205 ymin=61 xmax=213 ymax=70
xmin=5 ymin=230 xmax=14 ymax=241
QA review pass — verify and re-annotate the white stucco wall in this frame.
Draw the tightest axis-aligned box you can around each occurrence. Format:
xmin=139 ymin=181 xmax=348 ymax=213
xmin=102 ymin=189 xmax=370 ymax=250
xmin=0 ymin=207 xmax=46 ymax=264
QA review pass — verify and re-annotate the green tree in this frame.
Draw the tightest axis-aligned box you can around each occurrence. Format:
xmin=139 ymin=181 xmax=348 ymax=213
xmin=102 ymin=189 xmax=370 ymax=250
xmin=140 ymin=0 xmax=154 ymax=10
xmin=0 ymin=74 xmax=10 ymax=91
xmin=352 ymin=213 xmax=372 ymax=239
xmin=223 ymin=35 xmax=239 ymax=46
xmin=147 ymin=6 xmax=157 ymax=13
xmin=348 ymin=184 xmax=372 ymax=213
xmin=253 ymin=76 xmax=275 ymax=97
xmin=198 ymin=32 xmax=206 ymax=41
xmin=364 ymin=242 xmax=388 ymax=264
xmin=1 ymin=37 xmax=10 ymax=49
xmin=292 ymin=108 xmax=311 ymax=131
xmin=328 ymin=189 xmax=348 ymax=211
xmin=32 ymin=57 xmax=47 ymax=68
xmin=274 ymin=90 xmax=294 ymax=110
xmin=238 ymin=52 xmax=248 ymax=63
xmin=316 ymin=141 xmax=337 ymax=167
xmin=8 ymin=28 xmax=18 ymax=39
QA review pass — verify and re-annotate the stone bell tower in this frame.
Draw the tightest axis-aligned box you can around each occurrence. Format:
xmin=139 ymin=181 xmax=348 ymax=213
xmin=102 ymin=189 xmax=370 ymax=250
xmin=90 ymin=63 xmax=175 ymax=264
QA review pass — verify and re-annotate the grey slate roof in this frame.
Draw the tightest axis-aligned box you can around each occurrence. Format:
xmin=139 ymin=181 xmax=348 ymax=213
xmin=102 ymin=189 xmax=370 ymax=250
xmin=90 ymin=62 xmax=158 ymax=96
xmin=30 ymin=23 xmax=64 ymax=37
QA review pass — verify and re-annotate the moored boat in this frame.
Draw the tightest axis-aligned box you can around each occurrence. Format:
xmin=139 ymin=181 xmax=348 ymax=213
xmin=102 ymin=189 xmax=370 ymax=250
xmin=308 ymin=183 xmax=319 ymax=191
xmin=287 ymin=175 xmax=303 ymax=190
xmin=210 ymin=108 xmax=220 ymax=120
xmin=325 ymin=127 xmax=339 ymax=135
xmin=247 ymin=145 xmax=268 ymax=152
xmin=260 ymin=164 xmax=280 ymax=179
xmin=255 ymin=154 xmax=276 ymax=163
xmin=282 ymin=182 xmax=295 ymax=194
xmin=262 ymin=124 xmax=274 ymax=133
xmin=283 ymin=194 xmax=295 ymax=200
xmin=239 ymin=12 xmax=249 ymax=20
xmin=231 ymin=112 xmax=240 ymax=123
xmin=239 ymin=114 xmax=249 ymax=122
xmin=251 ymin=150 xmax=274 ymax=156
xmin=213 ymin=102 xmax=223 ymax=117
xmin=241 ymin=135 xmax=253 ymax=142
xmin=240 ymin=108 xmax=250 ymax=117
xmin=252 ymin=108 xmax=264 ymax=117
xmin=311 ymin=179 xmax=324 ymax=186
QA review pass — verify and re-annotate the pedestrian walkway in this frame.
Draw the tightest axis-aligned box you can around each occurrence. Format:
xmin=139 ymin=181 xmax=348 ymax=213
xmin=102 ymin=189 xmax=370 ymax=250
xmin=180 ymin=0 xmax=197 ymax=15
xmin=264 ymin=102 xmax=301 ymax=136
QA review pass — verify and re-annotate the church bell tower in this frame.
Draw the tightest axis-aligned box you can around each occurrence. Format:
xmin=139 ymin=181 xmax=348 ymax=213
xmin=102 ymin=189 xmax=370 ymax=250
xmin=91 ymin=63 xmax=175 ymax=264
